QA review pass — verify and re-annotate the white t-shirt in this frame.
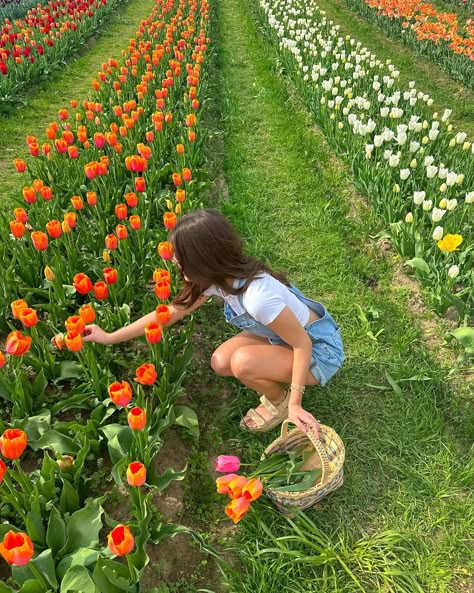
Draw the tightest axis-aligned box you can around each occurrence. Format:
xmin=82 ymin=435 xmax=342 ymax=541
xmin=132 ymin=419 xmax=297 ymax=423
xmin=203 ymin=273 xmax=310 ymax=326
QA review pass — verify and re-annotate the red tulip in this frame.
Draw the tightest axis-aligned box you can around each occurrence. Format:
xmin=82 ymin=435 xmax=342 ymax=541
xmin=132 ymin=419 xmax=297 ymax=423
xmin=86 ymin=192 xmax=97 ymax=206
xmin=154 ymin=281 xmax=171 ymax=300
xmin=64 ymin=212 xmax=77 ymax=229
xmin=182 ymin=168 xmax=192 ymax=182
xmin=108 ymin=381 xmax=133 ymax=406
xmin=14 ymin=159 xmax=27 ymax=173
xmin=163 ymin=212 xmax=177 ymax=230
xmin=73 ymin=273 xmax=93 ymax=294
xmin=126 ymin=461 xmax=146 ymax=486
xmin=135 ymin=177 xmax=146 ymax=192
xmin=115 ymin=204 xmax=128 ymax=220
xmin=127 ymin=407 xmax=147 ymax=430
xmin=129 ymin=215 xmax=141 ymax=230
xmin=108 ymin=525 xmax=134 ymax=556
xmin=18 ymin=308 xmax=38 ymax=328
xmin=153 ymin=269 xmax=171 ymax=283
xmin=125 ymin=192 xmax=138 ymax=207
xmin=22 ymin=187 xmax=36 ymax=204
xmin=172 ymin=172 xmax=182 ymax=186
xmin=0 ymin=352 xmax=5 ymax=370
xmin=105 ymin=234 xmax=118 ymax=250
xmin=0 ymin=531 xmax=34 ymax=566
xmin=157 ymin=241 xmax=173 ymax=260
xmin=116 ymin=225 xmax=128 ymax=240
xmin=0 ymin=459 xmax=6 ymax=483
xmin=155 ymin=304 xmax=171 ymax=325
xmin=145 ymin=322 xmax=162 ymax=344
xmin=46 ymin=220 xmax=62 ymax=238
xmin=14 ymin=208 xmax=27 ymax=223
xmin=93 ymin=282 xmax=108 ymax=300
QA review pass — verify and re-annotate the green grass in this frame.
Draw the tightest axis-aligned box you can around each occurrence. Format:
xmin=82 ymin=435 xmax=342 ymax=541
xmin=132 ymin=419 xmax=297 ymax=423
xmin=181 ymin=0 xmax=474 ymax=591
xmin=311 ymin=0 xmax=474 ymax=138
xmin=0 ymin=0 xmax=155 ymax=212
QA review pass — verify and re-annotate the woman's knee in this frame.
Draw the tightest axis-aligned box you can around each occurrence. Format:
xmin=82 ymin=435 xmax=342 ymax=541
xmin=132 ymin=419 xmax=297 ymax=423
xmin=210 ymin=350 xmax=233 ymax=377
xmin=229 ymin=349 xmax=255 ymax=380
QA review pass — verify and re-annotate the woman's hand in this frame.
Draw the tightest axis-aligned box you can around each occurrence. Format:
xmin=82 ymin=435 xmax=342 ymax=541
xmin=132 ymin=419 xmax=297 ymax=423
xmin=83 ymin=324 xmax=111 ymax=345
xmin=288 ymin=404 xmax=320 ymax=438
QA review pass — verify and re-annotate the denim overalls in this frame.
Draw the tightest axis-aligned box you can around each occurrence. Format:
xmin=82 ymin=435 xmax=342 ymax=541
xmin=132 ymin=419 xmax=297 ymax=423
xmin=223 ymin=281 xmax=345 ymax=386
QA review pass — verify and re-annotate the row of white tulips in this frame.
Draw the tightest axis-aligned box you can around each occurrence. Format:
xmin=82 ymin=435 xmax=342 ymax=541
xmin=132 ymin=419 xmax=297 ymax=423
xmin=257 ymin=0 xmax=473 ymax=319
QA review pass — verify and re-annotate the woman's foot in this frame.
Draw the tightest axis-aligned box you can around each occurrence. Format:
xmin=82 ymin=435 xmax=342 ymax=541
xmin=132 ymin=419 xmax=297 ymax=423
xmin=241 ymin=388 xmax=290 ymax=431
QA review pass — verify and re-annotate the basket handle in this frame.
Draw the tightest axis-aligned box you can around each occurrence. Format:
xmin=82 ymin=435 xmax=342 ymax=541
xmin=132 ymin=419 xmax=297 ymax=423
xmin=280 ymin=419 xmax=330 ymax=484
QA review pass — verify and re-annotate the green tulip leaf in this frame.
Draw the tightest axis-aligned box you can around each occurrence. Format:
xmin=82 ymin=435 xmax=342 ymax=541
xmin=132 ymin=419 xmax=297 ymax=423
xmin=35 ymin=430 xmax=80 ymax=455
xmin=60 ymin=477 xmax=80 ymax=514
xmin=449 ymin=327 xmax=474 ymax=354
xmin=13 ymin=550 xmax=58 ymax=589
xmin=405 ymin=257 xmax=431 ymax=275
xmin=65 ymin=499 xmax=104 ymax=553
xmin=173 ymin=405 xmax=199 ymax=438
xmin=147 ymin=465 xmax=187 ymax=491
xmin=56 ymin=548 xmax=100 ymax=580
xmin=46 ymin=506 xmax=67 ymax=555
xmin=60 ymin=565 xmax=97 ymax=593
xmin=92 ymin=558 xmax=135 ymax=593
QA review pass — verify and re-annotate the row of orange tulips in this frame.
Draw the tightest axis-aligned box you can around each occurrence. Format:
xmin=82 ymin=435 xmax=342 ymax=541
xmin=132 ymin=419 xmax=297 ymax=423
xmin=0 ymin=0 xmax=214 ymax=589
xmin=343 ymin=0 xmax=474 ymax=88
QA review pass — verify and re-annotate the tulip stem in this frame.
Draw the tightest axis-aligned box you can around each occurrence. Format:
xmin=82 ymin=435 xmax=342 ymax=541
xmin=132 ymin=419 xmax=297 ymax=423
xmin=28 ymin=561 xmax=50 ymax=591
xmin=13 ymin=459 xmax=33 ymax=496
xmin=126 ymin=554 xmax=136 ymax=584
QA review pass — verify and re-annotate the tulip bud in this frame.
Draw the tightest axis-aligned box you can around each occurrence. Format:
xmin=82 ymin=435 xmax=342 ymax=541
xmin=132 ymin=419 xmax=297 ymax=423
xmin=432 ymin=226 xmax=444 ymax=241
xmin=439 ymin=183 xmax=447 ymax=193
xmin=44 ymin=266 xmax=55 ymax=282
xmin=393 ymin=184 xmax=400 ymax=193
xmin=448 ymin=265 xmax=459 ymax=279
xmin=405 ymin=212 xmax=413 ymax=223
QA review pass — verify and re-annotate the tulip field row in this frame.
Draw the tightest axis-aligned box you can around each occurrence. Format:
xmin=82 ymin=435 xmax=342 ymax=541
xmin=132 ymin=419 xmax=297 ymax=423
xmin=0 ymin=0 xmax=129 ymax=107
xmin=0 ymin=0 xmax=216 ymax=589
xmin=340 ymin=0 xmax=474 ymax=88
xmin=0 ymin=0 xmax=40 ymax=21
xmin=254 ymin=0 xmax=473 ymax=322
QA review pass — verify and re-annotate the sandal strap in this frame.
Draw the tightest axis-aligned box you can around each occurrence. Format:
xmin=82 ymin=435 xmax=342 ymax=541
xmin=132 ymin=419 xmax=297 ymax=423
xmin=247 ymin=408 xmax=266 ymax=427
xmin=259 ymin=395 xmax=279 ymax=416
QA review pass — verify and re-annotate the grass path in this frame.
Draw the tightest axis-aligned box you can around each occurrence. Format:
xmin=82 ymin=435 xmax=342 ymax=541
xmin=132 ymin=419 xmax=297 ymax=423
xmin=0 ymin=0 xmax=155 ymax=211
xmin=184 ymin=0 xmax=474 ymax=590
xmin=312 ymin=0 xmax=474 ymax=138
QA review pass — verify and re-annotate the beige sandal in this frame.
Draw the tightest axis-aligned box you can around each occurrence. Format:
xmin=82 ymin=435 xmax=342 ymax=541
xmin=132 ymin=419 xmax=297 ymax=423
xmin=240 ymin=389 xmax=291 ymax=432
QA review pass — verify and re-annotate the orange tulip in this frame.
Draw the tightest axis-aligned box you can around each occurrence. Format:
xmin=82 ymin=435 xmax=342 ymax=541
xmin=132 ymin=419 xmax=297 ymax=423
xmin=14 ymin=159 xmax=27 ymax=173
xmin=116 ymin=225 xmax=128 ymax=240
xmin=57 ymin=455 xmax=74 ymax=470
xmin=58 ymin=108 xmax=68 ymax=120
xmin=0 ymin=531 xmax=34 ymax=566
xmin=145 ymin=322 xmax=162 ymax=344
xmin=84 ymin=161 xmax=99 ymax=180
xmin=18 ymin=308 xmax=38 ymax=328
xmin=225 ymin=496 xmax=251 ymax=524
xmin=125 ymin=192 xmax=138 ymax=207
xmin=5 ymin=331 xmax=32 ymax=356
xmin=73 ymin=273 xmax=93 ymax=295
xmin=127 ymin=407 xmax=147 ymax=430
xmin=10 ymin=221 xmax=25 ymax=238
xmin=129 ymin=215 xmax=141 ymax=230
xmin=115 ymin=204 xmax=128 ymax=220
xmin=46 ymin=220 xmax=62 ymax=238
xmin=242 ymin=478 xmax=263 ymax=502
xmin=157 ymin=241 xmax=173 ymax=260
xmin=126 ymin=461 xmax=146 ymax=486
xmin=188 ymin=130 xmax=196 ymax=142
xmin=71 ymin=196 xmax=84 ymax=210
xmin=86 ymin=192 xmax=97 ymax=206
xmin=55 ymin=139 xmax=68 ymax=154
xmin=182 ymin=168 xmax=192 ymax=182
xmin=0 ymin=458 xmax=5 ymax=482
xmin=93 ymin=282 xmax=108 ymax=300
xmin=44 ymin=266 xmax=55 ymax=282
xmin=153 ymin=269 xmax=171 ymax=283
xmin=172 ymin=172 xmax=182 ymax=186
xmin=79 ymin=304 xmax=96 ymax=324
xmin=154 ymin=281 xmax=171 ymax=300
xmin=0 ymin=352 xmax=5 ymax=370
xmin=163 ymin=212 xmax=177 ymax=230
xmin=176 ymin=189 xmax=186 ymax=202
xmin=14 ymin=208 xmax=27 ymax=223
xmin=0 ymin=428 xmax=28 ymax=460
xmin=176 ymin=143 xmax=185 ymax=154
xmin=227 ymin=475 xmax=249 ymax=499
xmin=51 ymin=334 xmax=65 ymax=350
xmin=64 ymin=212 xmax=77 ymax=229
xmin=134 ymin=363 xmax=157 ymax=385
xmin=22 ymin=187 xmax=36 ymax=204
xmin=65 ymin=331 xmax=83 ymax=352
xmin=68 ymin=146 xmax=79 ymax=159
xmin=108 ymin=525 xmax=134 ymax=556
xmin=105 ymin=234 xmax=118 ymax=250
xmin=185 ymin=113 xmax=196 ymax=127
xmin=155 ymin=304 xmax=171 ymax=325
xmin=65 ymin=315 xmax=85 ymax=335
xmin=108 ymin=381 xmax=133 ymax=406
xmin=135 ymin=177 xmax=146 ymax=192
xmin=31 ymin=231 xmax=48 ymax=251
xmin=216 ymin=473 xmax=239 ymax=495
xmin=11 ymin=299 xmax=28 ymax=319
xmin=103 ymin=268 xmax=117 ymax=285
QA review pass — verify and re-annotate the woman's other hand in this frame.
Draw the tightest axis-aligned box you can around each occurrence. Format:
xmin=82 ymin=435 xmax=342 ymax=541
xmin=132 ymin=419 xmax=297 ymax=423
xmin=288 ymin=404 xmax=320 ymax=438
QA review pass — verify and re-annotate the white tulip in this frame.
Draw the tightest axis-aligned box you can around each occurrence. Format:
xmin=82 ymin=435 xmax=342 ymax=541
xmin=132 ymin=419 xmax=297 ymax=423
xmin=446 ymin=172 xmax=457 ymax=187
xmin=448 ymin=265 xmax=459 ymax=279
xmin=432 ymin=226 xmax=444 ymax=241
xmin=446 ymin=199 xmax=458 ymax=211
xmin=455 ymin=132 xmax=467 ymax=144
xmin=441 ymin=109 xmax=452 ymax=122
xmin=405 ymin=212 xmax=413 ymax=223
xmin=389 ymin=154 xmax=400 ymax=167
xmin=400 ymin=169 xmax=410 ymax=180
xmin=413 ymin=191 xmax=425 ymax=205
xmin=426 ymin=165 xmax=438 ymax=178
xmin=424 ymin=155 xmax=435 ymax=167
xmin=466 ymin=192 xmax=474 ymax=204
xmin=432 ymin=209 xmax=446 ymax=222
xmin=422 ymin=200 xmax=432 ymax=211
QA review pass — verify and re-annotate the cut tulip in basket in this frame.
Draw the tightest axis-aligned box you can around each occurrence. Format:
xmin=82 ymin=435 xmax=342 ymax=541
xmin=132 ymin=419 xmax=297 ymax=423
xmin=214 ymin=420 xmax=345 ymax=521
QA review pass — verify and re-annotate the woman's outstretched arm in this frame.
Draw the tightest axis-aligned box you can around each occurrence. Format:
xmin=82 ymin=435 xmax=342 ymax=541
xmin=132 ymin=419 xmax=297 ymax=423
xmin=82 ymin=294 xmax=210 ymax=345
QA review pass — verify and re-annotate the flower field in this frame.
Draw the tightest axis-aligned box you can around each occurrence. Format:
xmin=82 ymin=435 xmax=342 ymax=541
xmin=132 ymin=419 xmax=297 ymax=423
xmin=0 ymin=0 xmax=472 ymax=589
xmin=341 ymin=0 xmax=474 ymax=87
xmin=0 ymin=0 xmax=129 ymax=106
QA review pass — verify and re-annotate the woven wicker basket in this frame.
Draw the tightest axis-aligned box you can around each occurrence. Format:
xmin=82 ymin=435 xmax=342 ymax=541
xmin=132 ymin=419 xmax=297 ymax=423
xmin=263 ymin=420 xmax=345 ymax=514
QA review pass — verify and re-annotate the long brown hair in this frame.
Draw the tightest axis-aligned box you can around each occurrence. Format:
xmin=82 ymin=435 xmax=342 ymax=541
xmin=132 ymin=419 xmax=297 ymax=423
xmin=170 ymin=209 xmax=289 ymax=308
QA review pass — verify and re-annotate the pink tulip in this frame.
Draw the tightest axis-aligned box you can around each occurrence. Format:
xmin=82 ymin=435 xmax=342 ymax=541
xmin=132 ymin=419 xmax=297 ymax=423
xmin=214 ymin=455 xmax=241 ymax=473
